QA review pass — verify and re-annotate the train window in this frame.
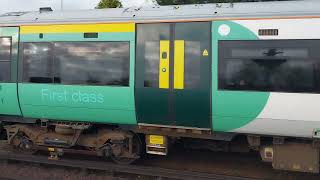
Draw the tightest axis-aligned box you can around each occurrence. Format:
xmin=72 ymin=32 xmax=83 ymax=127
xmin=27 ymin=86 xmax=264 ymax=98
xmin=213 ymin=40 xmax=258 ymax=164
xmin=184 ymin=41 xmax=201 ymax=89
xmin=0 ymin=37 xmax=12 ymax=82
xmin=136 ymin=24 xmax=170 ymax=88
xmin=0 ymin=38 xmax=11 ymax=60
xmin=0 ymin=62 xmax=11 ymax=82
xmin=218 ymin=40 xmax=320 ymax=93
xmin=54 ymin=42 xmax=130 ymax=86
xmin=175 ymin=22 xmax=211 ymax=89
xmin=22 ymin=43 xmax=53 ymax=83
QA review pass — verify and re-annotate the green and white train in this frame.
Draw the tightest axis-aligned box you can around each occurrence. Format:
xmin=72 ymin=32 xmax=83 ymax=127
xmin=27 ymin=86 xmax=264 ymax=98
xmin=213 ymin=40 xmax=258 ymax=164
xmin=0 ymin=0 xmax=320 ymax=173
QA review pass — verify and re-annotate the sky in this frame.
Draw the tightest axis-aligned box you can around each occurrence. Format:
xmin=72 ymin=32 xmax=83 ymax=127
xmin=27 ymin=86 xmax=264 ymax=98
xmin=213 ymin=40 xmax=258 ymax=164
xmin=0 ymin=0 xmax=315 ymax=14
xmin=0 ymin=0 xmax=156 ymax=14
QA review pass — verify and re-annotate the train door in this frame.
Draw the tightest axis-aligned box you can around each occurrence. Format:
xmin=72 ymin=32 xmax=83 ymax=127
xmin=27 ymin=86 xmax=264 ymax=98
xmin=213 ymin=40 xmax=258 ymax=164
xmin=0 ymin=27 xmax=22 ymax=116
xmin=135 ymin=22 xmax=211 ymax=129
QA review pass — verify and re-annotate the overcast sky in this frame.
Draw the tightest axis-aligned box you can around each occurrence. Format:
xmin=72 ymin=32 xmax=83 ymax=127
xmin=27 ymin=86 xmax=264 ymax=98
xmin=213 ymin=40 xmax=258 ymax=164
xmin=0 ymin=0 xmax=156 ymax=14
xmin=0 ymin=0 xmax=314 ymax=14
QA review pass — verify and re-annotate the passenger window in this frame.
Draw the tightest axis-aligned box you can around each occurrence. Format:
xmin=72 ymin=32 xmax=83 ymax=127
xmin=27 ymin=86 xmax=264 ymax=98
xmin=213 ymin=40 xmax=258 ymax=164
xmin=218 ymin=40 xmax=320 ymax=93
xmin=22 ymin=41 xmax=130 ymax=86
xmin=0 ymin=37 xmax=12 ymax=82
xmin=22 ymin=43 xmax=53 ymax=83
xmin=54 ymin=42 xmax=130 ymax=86
xmin=0 ymin=38 xmax=11 ymax=60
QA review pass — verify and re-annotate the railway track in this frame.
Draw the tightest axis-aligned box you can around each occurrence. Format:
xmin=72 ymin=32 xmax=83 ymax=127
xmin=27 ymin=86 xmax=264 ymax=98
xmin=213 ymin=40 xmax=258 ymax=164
xmin=0 ymin=140 xmax=318 ymax=180
xmin=0 ymin=152 xmax=259 ymax=180
xmin=0 ymin=141 xmax=259 ymax=180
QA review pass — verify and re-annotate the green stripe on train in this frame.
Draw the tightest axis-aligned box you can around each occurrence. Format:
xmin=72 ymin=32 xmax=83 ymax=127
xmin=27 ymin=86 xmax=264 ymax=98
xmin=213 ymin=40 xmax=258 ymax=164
xmin=212 ymin=21 xmax=270 ymax=132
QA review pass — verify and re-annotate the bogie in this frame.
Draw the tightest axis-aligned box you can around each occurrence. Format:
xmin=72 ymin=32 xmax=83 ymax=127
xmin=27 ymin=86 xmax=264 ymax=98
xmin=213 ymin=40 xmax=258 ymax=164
xmin=4 ymin=123 xmax=142 ymax=164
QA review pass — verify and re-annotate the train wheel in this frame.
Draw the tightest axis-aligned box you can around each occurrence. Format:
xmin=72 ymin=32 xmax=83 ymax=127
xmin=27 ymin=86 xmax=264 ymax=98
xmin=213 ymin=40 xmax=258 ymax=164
xmin=110 ymin=132 xmax=143 ymax=165
xmin=0 ymin=124 xmax=6 ymax=140
xmin=11 ymin=132 xmax=37 ymax=155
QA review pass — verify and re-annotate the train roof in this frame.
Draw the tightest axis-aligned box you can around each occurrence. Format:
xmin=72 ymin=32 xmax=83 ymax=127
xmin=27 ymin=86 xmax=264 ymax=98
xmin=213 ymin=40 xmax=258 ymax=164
xmin=0 ymin=1 xmax=319 ymax=26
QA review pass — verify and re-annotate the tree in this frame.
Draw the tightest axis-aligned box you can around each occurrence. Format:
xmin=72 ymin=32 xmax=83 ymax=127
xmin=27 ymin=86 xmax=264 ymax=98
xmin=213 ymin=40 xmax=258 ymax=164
xmin=96 ymin=0 xmax=122 ymax=9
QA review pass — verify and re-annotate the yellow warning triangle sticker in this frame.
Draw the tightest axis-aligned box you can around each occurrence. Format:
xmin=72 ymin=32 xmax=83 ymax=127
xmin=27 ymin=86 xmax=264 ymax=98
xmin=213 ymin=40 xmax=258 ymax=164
xmin=202 ymin=49 xmax=209 ymax=56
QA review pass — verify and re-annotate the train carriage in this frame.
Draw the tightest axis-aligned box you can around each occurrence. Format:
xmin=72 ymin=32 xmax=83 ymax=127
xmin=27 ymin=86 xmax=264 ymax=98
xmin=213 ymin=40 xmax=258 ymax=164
xmin=0 ymin=0 xmax=320 ymax=173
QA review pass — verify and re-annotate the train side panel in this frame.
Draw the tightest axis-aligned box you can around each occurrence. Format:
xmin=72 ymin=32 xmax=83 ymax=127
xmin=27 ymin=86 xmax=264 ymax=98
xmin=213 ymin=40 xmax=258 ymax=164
xmin=0 ymin=27 xmax=22 ymax=116
xmin=18 ymin=24 xmax=137 ymax=124
xmin=212 ymin=20 xmax=270 ymax=133
xmin=212 ymin=19 xmax=320 ymax=138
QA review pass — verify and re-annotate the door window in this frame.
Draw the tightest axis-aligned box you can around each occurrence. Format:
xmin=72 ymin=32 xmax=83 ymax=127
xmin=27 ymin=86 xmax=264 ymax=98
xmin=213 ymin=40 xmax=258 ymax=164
xmin=0 ymin=37 xmax=12 ymax=82
xmin=175 ymin=22 xmax=211 ymax=90
xmin=136 ymin=24 xmax=170 ymax=88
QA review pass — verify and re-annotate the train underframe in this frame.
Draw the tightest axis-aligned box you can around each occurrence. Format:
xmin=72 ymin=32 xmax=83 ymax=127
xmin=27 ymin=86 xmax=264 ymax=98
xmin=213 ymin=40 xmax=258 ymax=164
xmin=1 ymin=119 xmax=319 ymax=173
xmin=3 ymin=121 xmax=143 ymax=164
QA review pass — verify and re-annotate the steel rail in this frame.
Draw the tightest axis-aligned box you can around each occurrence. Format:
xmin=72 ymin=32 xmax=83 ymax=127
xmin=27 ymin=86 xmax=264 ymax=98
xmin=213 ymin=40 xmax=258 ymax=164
xmin=0 ymin=151 xmax=261 ymax=180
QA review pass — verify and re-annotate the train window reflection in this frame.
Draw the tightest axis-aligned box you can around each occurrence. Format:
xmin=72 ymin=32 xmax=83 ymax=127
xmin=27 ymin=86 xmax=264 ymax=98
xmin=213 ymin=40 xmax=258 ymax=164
xmin=230 ymin=48 xmax=308 ymax=58
xmin=54 ymin=42 xmax=130 ymax=86
xmin=0 ymin=62 xmax=10 ymax=82
xmin=136 ymin=23 xmax=170 ymax=88
xmin=219 ymin=40 xmax=319 ymax=93
xmin=175 ymin=22 xmax=211 ymax=90
xmin=22 ymin=42 xmax=130 ymax=86
xmin=184 ymin=41 xmax=201 ymax=89
xmin=0 ymin=38 xmax=11 ymax=60
xmin=143 ymin=41 xmax=159 ymax=87
xmin=0 ymin=37 xmax=11 ymax=82
xmin=22 ymin=43 xmax=53 ymax=83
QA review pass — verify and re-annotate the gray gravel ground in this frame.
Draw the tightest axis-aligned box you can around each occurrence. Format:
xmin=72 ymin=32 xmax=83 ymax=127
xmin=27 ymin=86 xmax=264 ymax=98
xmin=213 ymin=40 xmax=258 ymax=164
xmin=0 ymin=162 xmax=139 ymax=180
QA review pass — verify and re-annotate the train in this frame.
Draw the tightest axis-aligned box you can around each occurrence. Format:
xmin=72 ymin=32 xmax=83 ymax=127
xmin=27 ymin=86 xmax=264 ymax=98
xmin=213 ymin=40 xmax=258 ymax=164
xmin=0 ymin=0 xmax=320 ymax=173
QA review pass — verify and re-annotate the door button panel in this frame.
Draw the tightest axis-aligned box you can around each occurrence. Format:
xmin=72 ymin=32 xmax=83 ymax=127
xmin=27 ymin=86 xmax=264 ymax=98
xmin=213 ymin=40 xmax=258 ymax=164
xmin=162 ymin=52 xmax=168 ymax=59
